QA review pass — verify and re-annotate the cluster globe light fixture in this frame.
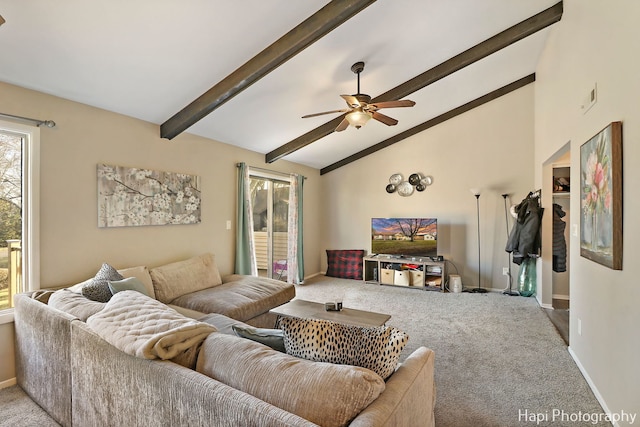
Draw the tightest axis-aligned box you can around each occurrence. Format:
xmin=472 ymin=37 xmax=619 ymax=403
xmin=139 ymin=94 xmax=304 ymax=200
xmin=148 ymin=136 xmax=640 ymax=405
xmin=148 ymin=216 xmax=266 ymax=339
xmin=386 ymin=173 xmax=433 ymax=196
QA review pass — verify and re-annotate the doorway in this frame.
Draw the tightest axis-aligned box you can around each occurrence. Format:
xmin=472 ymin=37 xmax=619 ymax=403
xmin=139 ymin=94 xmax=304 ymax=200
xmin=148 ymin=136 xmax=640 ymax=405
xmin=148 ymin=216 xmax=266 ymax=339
xmin=541 ymin=143 xmax=571 ymax=345
xmin=249 ymin=175 xmax=290 ymax=281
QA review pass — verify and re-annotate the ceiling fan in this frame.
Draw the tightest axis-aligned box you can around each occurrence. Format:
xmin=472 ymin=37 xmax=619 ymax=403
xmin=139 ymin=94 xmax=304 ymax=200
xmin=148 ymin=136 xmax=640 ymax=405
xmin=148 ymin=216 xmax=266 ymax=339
xmin=302 ymin=61 xmax=415 ymax=132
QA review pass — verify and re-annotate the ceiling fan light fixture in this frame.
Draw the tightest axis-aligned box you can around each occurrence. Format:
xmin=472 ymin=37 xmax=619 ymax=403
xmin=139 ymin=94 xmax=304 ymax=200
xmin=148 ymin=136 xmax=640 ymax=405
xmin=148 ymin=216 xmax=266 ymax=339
xmin=346 ymin=109 xmax=372 ymax=129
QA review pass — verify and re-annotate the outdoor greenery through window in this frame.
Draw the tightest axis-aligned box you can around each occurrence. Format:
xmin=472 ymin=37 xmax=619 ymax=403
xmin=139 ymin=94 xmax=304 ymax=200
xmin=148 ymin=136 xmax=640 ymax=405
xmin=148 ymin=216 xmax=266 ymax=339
xmin=0 ymin=131 xmax=22 ymax=310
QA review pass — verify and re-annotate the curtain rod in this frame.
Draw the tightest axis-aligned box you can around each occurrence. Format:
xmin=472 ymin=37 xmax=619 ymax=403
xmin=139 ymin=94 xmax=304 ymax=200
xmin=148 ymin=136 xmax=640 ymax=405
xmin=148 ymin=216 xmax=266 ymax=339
xmin=236 ymin=163 xmax=306 ymax=180
xmin=0 ymin=112 xmax=56 ymax=128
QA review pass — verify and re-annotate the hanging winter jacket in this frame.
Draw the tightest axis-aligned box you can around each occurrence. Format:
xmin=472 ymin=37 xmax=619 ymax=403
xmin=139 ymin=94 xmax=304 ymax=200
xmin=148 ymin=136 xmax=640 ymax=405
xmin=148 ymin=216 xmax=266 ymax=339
xmin=505 ymin=194 xmax=544 ymax=265
xmin=552 ymin=203 xmax=567 ymax=272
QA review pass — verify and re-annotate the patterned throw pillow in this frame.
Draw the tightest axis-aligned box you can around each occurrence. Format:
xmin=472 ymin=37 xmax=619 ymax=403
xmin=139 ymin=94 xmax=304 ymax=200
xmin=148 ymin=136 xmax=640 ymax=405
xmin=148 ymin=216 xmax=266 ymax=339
xmin=280 ymin=317 xmax=409 ymax=379
xmin=81 ymin=263 xmax=124 ymax=303
xmin=325 ymin=249 xmax=365 ymax=280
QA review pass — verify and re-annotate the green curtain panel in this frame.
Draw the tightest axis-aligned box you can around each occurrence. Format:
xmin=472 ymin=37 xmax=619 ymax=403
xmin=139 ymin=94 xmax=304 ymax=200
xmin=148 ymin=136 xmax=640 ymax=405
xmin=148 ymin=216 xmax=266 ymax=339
xmin=287 ymin=174 xmax=304 ymax=284
xmin=235 ymin=163 xmax=257 ymax=275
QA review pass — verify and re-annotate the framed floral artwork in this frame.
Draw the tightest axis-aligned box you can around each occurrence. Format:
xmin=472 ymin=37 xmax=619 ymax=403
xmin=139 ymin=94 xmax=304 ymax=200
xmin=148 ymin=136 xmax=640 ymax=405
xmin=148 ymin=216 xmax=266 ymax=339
xmin=580 ymin=122 xmax=623 ymax=269
xmin=98 ymin=164 xmax=201 ymax=228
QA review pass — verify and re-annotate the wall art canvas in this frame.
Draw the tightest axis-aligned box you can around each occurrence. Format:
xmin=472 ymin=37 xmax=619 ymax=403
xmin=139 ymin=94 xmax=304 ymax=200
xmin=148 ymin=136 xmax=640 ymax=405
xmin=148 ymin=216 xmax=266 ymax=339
xmin=98 ymin=164 xmax=201 ymax=228
xmin=580 ymin=122 xmax=623 ymax=270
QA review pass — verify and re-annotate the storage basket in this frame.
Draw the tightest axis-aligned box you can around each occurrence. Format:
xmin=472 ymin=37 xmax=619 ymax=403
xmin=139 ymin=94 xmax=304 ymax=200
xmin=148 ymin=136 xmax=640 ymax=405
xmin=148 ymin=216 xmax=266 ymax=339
xmin=409 ymin=270 xmax=424 ymax=286
xmin=394 ymin=270 xmax=410 ymax=286
xmin=380 ymin=268 xmax=395 ymax=285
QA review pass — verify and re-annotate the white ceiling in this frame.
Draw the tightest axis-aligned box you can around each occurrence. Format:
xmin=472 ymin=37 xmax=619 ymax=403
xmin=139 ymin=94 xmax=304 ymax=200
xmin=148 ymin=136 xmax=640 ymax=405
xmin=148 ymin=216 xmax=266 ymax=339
xmin=0 ymin=0 xmax=559 ymax=170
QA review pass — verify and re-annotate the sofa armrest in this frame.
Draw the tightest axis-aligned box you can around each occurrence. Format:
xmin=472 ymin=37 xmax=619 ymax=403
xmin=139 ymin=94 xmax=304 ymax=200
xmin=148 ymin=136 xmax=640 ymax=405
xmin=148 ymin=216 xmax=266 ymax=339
xmin=14 ymin=293 xmax=76 ymax=427
xmin=349 ymin=347 xmax=436 ymax=427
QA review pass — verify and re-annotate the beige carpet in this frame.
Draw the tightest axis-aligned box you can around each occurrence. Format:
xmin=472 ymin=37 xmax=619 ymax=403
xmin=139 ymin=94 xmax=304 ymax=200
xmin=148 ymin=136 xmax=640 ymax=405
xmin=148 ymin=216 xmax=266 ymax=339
xmin=0 ymin=385 xmax=60 ymax=427
xmin=295 ymin=275 xmax=610 ymax=427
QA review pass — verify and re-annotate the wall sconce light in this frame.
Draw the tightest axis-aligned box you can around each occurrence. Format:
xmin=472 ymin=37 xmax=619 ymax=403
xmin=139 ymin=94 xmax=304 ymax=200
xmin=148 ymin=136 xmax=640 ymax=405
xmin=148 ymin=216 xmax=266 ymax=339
xmin=386 ymin=173 xmax=433 ymax=196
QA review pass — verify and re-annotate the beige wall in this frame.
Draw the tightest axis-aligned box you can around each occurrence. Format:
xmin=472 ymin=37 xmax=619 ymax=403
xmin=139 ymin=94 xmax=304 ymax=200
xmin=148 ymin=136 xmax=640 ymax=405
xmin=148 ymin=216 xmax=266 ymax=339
xmin=0 ymin=81 xmax=322 ymax=384
xmin=0 ymin=321 xmax=15 ymax=385
xmin=0 ymin=81 xmax=321 ymax=286
xmin=320 ymin=85 xmax=535 ymax=292
xmin=535 ymin=0 xmax=640 ymax=422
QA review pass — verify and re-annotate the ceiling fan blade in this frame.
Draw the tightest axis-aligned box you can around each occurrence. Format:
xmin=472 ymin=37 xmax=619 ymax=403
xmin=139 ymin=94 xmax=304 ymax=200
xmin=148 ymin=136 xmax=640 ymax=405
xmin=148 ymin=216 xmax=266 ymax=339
xmin=369 ymin=99 xmax=416 ymax=110
xmin=340 ymin=94 xmax=362 ymax=108
xmin=302 ymin=109 xmax=350 ymax=119
xmin=335 ymin=117 xmax=350 ymax=132
xmin=372 ymin=111 xmax=398 ymax=126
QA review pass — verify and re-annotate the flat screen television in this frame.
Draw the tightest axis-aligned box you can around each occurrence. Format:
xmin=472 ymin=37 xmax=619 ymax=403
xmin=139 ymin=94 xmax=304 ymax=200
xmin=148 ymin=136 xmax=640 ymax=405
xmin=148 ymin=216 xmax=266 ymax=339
xmin=371 ymin=218 xmax=437 ymax=258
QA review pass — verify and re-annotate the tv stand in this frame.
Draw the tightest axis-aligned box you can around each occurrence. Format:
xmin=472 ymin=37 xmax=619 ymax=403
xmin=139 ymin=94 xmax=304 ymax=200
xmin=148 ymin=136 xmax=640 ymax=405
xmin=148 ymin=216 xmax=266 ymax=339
xmin=363 ymin=255 xmax=446 ymax=292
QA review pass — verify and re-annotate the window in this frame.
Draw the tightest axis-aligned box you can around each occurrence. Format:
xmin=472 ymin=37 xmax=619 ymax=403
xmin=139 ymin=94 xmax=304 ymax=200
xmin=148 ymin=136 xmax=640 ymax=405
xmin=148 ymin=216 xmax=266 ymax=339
xmin=0 ymin=120 xmax=40 ymax=316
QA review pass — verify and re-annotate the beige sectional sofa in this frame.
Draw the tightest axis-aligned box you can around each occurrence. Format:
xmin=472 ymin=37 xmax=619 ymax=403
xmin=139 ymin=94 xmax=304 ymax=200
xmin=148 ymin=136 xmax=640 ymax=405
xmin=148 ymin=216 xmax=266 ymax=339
xmin=14 ymin=253 xmax=436 ymax=427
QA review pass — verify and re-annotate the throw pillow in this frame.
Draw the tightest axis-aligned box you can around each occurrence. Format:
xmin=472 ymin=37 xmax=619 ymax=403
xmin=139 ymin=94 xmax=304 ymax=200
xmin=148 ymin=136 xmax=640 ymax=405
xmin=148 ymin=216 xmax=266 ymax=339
xmin=150 ymin=253 xmax=222 ymax=303
xmin=117 ymin=265 xmax=156 ymax=299
xmin=326 ymin=249 xmax=365 ymax=280
xmin=280 ymin=317 xmax=409 ymax=380
xmin=196 ymin=333 xmax=385 ymax=427
xmin=81 ymin=263 xmax=124 ymax=303
xmin=232 ymin=324 xmax=285 ymax=352
xmin=108 ymin=277 xmax=150 ymax=297
xmin=31 ymin=290 xmax=55 ymax=304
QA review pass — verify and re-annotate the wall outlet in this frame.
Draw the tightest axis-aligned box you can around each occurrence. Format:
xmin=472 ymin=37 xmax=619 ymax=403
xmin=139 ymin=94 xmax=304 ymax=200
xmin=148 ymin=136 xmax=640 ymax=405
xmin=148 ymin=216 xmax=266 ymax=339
xmin=226 ymin=220 xmax=231 ymax=230
xmin=502 ymin=267 xmax=509 ymax=276
xmin=578 ymin=318 xmax=582 ymax=336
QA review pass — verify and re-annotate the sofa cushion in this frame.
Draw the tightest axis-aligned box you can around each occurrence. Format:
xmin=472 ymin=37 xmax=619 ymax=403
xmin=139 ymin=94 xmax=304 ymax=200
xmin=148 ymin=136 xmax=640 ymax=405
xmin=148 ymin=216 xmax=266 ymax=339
xmin=196 ymin=332 xmax=385 ymax=427
xmin=167 ymin=304 xmax=207 ymax=320
xmin=170 ymin=275 xmax=294 ymax=322
xmin=280 ymin=317 xmax=409 ymax=380
xmin=108 ymin=277 xmax=150 ymax=296
xmin=199 ymin=312 xmax=249 ymax=335
xmin=117 ymin=265 xmax=155 ymax=299
xmin=81 ymin=263 xmax=124 ymax=302
xmin=49 ymin=289 xmax=106 ymax=321
xmin=150 ymin=253 xmax=222 ymax=303
xmin=326 ymin=249 xmax=365 ymax=280
xmin=232 ymin=324 xmax=285 ymax=352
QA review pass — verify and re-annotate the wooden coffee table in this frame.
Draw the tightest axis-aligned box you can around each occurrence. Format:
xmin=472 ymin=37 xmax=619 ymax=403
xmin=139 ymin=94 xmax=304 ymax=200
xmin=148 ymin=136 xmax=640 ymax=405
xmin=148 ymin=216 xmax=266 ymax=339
xmin=270 ymin=299 xmax=391 ymax=327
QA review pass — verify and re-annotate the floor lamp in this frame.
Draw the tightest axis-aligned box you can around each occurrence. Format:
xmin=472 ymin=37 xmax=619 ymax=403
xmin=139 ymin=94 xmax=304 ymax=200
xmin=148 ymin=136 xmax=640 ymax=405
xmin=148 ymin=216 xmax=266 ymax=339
xmin=470 ymin=189 xmax=487 ymax=293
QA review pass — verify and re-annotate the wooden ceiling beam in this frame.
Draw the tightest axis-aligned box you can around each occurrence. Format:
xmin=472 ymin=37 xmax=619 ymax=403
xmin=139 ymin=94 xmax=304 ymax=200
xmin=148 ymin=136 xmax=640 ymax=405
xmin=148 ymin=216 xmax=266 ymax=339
xmin=320 ymin=74 xmax=535 ymax=175
xmin=265 ymin=1 xmax=562 ymax=164
xmin=160 ymin=0 xmax=377 ymax=140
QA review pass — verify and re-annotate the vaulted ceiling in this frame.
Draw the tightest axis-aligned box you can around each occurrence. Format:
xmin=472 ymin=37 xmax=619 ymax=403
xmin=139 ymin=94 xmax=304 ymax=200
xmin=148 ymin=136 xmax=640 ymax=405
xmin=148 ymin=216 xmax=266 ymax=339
xmin=0 ymin=0 xmax=562 ymax=172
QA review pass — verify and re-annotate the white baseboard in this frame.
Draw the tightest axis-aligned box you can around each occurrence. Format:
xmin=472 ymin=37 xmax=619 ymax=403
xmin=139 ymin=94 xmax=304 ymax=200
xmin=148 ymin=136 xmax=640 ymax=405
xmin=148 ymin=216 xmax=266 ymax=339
xmin=0 ymin=378 xmax=16 ymax=389
xmin=568 ymin=346 xmax=616 ymax=426
xmin=304 ymin=272 xmax=322 ymax=281
xmin=552 ymin=293 xmax=570 ymax=300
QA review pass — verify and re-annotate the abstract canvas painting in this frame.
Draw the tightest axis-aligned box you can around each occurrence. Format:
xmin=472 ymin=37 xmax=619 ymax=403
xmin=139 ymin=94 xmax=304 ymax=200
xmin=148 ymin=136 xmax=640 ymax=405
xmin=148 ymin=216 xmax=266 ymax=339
xmin=98 ymin=164 xmax=201 ymax=228
xmin=579 ymin=122 xmax=623 ymax=269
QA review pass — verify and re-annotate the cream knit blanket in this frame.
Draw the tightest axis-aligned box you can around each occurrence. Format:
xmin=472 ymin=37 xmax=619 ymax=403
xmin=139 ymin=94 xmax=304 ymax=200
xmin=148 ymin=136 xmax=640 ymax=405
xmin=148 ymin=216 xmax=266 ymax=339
xmin=87 ymin=291 xmax=216 ymax=360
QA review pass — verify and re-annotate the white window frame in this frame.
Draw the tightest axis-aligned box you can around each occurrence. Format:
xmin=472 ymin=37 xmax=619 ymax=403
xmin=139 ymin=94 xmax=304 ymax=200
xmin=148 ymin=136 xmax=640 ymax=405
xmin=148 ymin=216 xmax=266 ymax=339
xmin=0 ymin=119 xmax=40 ymax=324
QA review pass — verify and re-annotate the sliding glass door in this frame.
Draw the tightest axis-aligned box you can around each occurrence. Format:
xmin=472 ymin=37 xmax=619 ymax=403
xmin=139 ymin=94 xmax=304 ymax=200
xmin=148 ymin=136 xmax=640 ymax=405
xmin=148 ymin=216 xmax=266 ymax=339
xmin=250 ymin=176 xmax=289 ymax=280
